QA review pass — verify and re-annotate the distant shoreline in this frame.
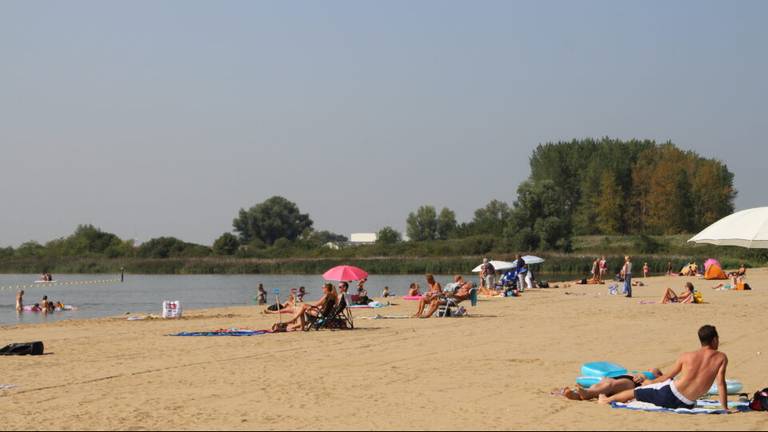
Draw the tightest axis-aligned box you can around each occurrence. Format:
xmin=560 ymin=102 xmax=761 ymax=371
xmin=0 ymin=253 xmax=749 ymax=276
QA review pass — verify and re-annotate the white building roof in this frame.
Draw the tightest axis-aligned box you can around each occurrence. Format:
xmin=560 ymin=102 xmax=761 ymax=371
xmin=350 ymin=233 xmax=377 ymax=243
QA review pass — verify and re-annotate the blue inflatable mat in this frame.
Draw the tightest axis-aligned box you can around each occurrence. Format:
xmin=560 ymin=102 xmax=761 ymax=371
xmin=581 ymin=361 xmax=627 ymax=378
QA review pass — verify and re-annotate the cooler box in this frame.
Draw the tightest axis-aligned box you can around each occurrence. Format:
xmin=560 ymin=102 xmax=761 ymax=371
xmin=162 ymin=300 xmax=182 ymax=319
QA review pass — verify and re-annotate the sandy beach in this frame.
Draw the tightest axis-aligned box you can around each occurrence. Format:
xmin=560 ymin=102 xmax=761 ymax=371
xmin=1 ymin=270 xmax=767 ymax=431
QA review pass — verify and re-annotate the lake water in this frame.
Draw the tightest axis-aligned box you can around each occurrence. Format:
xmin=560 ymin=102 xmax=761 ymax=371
xmin=0 ymin=272 xmax=582 ymax=326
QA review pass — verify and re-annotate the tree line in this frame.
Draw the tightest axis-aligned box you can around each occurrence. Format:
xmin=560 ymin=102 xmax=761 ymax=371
xmin=528 ymin=138 xmax=736 ymax=235
xmin=0 ymin=138 xmax=736 ymax=260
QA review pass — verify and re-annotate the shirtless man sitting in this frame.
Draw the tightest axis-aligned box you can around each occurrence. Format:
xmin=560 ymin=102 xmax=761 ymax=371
xmin=559 ymin=369 xmax=662 ymax=401
xmin=599 ymin=325 xmax=730 ymax=411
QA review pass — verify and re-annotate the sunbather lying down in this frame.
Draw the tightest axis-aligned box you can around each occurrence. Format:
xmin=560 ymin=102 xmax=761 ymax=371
xmin=557 ymin=369 xmax=663 ymax=401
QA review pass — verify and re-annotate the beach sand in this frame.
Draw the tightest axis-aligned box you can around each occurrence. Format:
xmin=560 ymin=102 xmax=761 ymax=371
xmin=1 ymin=270 xmax=767 ymax=430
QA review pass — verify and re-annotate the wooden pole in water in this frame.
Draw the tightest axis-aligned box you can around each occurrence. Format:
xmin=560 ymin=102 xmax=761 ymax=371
xmin=274 ymin=288 xmax=281 ymax=325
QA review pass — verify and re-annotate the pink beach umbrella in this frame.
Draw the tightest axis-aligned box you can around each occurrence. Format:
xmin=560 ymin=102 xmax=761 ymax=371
xmin=322 ymin=265 xmax=368 ymax=282
xmin=704 ymin=258 xmax=720 ymax=270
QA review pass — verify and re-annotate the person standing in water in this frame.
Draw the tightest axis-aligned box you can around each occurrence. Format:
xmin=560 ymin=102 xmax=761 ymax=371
xmin=15 ymin=290 xmax=24 ymax=312
xmin=256 ymin=284 xmax=267 ymax=305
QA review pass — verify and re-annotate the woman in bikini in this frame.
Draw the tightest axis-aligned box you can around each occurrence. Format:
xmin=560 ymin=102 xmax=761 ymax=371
xmin=660 ymin=282 xmax=695 ymax=304
xmin=283 ymin=283 xmax=338 ymax=331
xmin=263 ymin=292 xmax=297 ymax=314
xmin=412 ymin=274 xmax=442 ymax=317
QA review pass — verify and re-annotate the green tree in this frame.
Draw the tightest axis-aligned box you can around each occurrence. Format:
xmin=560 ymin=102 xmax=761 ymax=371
xmin=471 ymin=200 xmax=511 ymax=235
xmin=376 ymin=226 xmax=402 ymax=244
xmin=15 ymin=241 xmax=45 ymax=257
xmin=507 ymin=180 xmax=572 ymax=251
xmin=212 ymin=232 xmax=241 ymax=255
xmin=233 ymin=196 xmax=313 ymax=245
xmin=137 ymin=237 xmax=211 ymax=258
xmin=436 ymin=207 xmax=457 ymax=240
xmin=406 ymin=206 xmax=438 ymax=241
xmin=528 ymin=138 xmax=735 ymax=235
xmin=596 ymin=171 xmax=623 ymax=234
xmin=672 ymin=169 xmax=694 ymax=233
xmin=308 ymin=230 xmax=348 ymax=245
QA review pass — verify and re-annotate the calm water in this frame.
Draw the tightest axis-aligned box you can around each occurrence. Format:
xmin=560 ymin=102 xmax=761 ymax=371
xmin=0 ymin=272 xmax=582 ymax=326
xmin=0 ymin=273 xmax=462 ymax=326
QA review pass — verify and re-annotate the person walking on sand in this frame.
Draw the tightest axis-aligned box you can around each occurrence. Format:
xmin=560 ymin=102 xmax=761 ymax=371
xmin=643 ymin=262 xmax=650 ymax=278
xmin=621 ymin=256 xmax=633 ymax=298
xmin=599 ymin=325 xmax=731 ymax=411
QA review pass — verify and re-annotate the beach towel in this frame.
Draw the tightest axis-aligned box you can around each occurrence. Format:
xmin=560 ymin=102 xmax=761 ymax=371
xmin=0 ymin=384 xmax=16 ymax=390
xmin=358 ymin=314 xmax=411 ymax=320
xmin=169 ymin=328 xmax=270 ymax=337
xmin=611 ymin=399 xmax=749 ymax=414
xmin=348 ymin=302 xmax=388 ymax=309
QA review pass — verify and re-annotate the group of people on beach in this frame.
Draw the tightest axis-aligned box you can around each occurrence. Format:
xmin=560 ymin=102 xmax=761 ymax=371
xmin=258 ymin=277 xmax=374 ymax=315
xmin=410 ymin=274 xmax=475 ymax=318
xmin=477 ymin=255 xmax=537 ymax=297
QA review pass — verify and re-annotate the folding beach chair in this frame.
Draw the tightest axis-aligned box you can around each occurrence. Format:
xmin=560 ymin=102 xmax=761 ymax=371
xmin=436 ymin=288 xmax=476 ymax=318
xmin=303 ymin=295 xmax=354 ymax=331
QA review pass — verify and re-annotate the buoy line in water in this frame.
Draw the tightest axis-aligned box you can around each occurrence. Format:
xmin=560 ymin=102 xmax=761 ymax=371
xmin=0 ymin=279 xmax=121 ymax=291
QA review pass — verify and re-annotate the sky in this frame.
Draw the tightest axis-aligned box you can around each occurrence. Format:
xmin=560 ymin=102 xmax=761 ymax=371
xmin=1 ymin=0 xmax=766 ymax=246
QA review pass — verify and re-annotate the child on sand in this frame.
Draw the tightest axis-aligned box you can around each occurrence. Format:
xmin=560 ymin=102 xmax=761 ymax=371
xmin=297 ymin=286 xmax=306 ymax=302
xmin=643 ymin=262 xmax=650 ymax=278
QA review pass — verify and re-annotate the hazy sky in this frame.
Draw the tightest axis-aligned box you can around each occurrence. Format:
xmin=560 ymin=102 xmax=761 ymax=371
xmin=1 ymin=0 xmax=766 ymax=246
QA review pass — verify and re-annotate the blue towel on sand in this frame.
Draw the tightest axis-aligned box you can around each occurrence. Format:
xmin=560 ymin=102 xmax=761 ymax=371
xmin=169 ymin=329 xmax=269 ymax=337
xmin=611 ymin=400 xmax=750 ymax=415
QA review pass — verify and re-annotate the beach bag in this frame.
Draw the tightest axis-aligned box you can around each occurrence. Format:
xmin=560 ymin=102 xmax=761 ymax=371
xmin=750 ymin=388 xmax=768 ymax=411
xmin=162 ymin=300 xmax=182 ymax=319
xmin=0 ymin=341 xmax=44 ymax=356
xmin=693 ymin=291 xmax=703 ymax=304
